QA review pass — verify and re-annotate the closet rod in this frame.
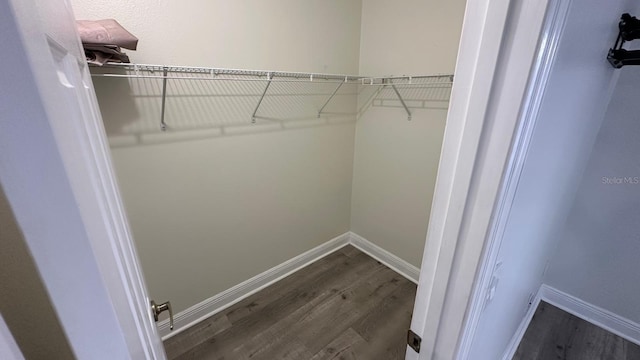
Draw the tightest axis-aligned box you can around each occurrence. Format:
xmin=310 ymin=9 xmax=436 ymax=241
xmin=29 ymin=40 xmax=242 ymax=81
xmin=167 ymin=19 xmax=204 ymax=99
xmin=90 ymin=63 xmax=453 ymax=85
xmin=359 ymin=74 xmax=455 ymax=86
xmin=363 ymin=83 xmax=454 ymax=88
xmin=90 ymin=73 xmax=359 ymax=84
xmin=90 ymin=73 xmax=453 ymax=89
xmin=92 ymin=63 xmax=361 ymax=81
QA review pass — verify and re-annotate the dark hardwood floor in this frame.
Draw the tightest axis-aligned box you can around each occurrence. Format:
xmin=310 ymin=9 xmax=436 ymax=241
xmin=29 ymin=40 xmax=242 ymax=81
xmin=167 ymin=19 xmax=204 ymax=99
xmin=514 ymin=301 xmax=640 ymax=360
xmin=164 ymin=245 xmax=417 ymax=360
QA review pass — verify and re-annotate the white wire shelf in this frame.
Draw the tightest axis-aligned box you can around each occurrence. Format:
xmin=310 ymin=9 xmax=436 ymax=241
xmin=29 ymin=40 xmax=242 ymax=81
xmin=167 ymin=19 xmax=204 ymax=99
xmin=89 ymin=63 xmax=454 ymax=130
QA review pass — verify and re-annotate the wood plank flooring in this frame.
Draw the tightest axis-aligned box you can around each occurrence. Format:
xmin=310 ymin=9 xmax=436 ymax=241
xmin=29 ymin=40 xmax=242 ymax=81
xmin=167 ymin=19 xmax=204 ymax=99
xmin=164 ymin=245 xmax=417 ymax=360
xmin=514 ymin=301 xmax=640 ymax=360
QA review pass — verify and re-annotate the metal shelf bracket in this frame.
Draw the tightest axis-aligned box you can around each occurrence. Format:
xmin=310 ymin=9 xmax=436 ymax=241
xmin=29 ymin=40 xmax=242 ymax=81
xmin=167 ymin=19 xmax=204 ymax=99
xmin=389 ymin=80 xmax=412 ymax=121
xmin=252 ymin=72 xmax=272 ymax=124
xmin=160 ymin=67 xmax=168 ymax=131
xmin=317 ymin=76 xmax=347 ymax=118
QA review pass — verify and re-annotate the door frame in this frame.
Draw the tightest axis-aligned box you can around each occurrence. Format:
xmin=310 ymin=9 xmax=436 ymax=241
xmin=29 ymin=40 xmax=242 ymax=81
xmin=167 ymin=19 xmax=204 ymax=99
xmin=454 ymin=0 xmax=573 ymax=358
xmin=407 ymin=0 xmax=565 ymax=359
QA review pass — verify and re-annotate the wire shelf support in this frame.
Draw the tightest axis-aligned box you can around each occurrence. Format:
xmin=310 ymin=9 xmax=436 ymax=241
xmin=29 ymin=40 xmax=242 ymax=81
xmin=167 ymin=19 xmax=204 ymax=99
xmin=89 ymin=63 xmax=454 ymax=130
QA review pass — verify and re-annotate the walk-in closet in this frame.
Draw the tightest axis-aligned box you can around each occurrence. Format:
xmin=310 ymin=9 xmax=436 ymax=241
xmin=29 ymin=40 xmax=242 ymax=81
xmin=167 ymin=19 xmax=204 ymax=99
xmin=9 ymin=0 xmax=640 ymax=359
xmin=72 ymin=1 xmax=465 ymax=358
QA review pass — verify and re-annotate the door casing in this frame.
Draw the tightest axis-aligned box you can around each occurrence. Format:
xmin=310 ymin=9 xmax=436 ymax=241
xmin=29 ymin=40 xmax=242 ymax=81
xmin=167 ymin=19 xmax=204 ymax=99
xmin=407 ymin=0 xmax=562 ymax=359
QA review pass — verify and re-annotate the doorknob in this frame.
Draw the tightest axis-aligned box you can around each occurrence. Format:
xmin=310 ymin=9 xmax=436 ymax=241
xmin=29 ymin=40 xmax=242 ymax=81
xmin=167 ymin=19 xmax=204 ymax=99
xmin=150 ymin=300 xmax=174 ymax=330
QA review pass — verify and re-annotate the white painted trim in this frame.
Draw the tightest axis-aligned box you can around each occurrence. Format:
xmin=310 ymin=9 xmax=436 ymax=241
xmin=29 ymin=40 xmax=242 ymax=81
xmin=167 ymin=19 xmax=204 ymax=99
xmin=456 ymin=1 xmax=572 ymax=358
xmin=158 ymin=232 xmax=350 ymax=339
xmin=406 ymin=0 xmax=515 ymax=357
xmin=540 ymin=285 xmax=640 ymax=346
xmin=159 ymin=231 xmax=422 ymax=338
xmin=348 ymin=232 xmax=420 ymax=284
xmin=407 ymin=0 xmax=553 ymax=358
xmin=501 ymin=284 xmax=640 ymax=359
xmin=501 ymin=287 xmax=544 ymax=360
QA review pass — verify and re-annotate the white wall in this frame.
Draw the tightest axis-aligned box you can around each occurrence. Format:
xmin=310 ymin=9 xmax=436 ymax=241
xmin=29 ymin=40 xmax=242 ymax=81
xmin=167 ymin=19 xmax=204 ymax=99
xmin=358 ymin=0 xmax=465 ymax=76
xmin=70 ymin=0 xmax=361 ymax=314
xmin=466 ymin=0 xmax=637 ymax=358
xmin=545 ymin=67 xmax=640 ymax=324
xmin=71 ymin=0 xmax=362 ymax=74
xmin=350 ymin=0 xmax=465 ymax=267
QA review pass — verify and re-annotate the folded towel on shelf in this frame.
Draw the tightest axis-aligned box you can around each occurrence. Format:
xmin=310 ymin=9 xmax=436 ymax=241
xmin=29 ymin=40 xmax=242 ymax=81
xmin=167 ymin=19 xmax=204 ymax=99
xmin=76 ymin=19 xmax=138 ymax=65
xmin=77 ymin=19 xmax=138 ymax=49
xmin=84 ymin=45 xmax=130 ymax=66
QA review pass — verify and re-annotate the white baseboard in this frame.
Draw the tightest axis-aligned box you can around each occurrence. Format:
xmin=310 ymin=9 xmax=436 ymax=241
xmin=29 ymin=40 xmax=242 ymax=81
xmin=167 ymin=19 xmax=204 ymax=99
xmin=158 ymin=231 xmax=421 ymax=339
xmin=539 ymin=284 xmax=640 ymax=346
xmin=158 ymin=232 xmax=350 ymax=339
xmin=348 ymin=232 xmax=420 ymax=283
xmin=502 ymin=284 xmax=640 ymax=359
xmin=501 ymin=289 xmax=543 ymax=360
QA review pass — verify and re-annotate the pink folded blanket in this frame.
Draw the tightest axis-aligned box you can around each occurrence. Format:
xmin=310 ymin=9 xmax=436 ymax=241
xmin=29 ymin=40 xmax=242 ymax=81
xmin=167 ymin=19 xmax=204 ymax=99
xmin=76 ymin=19 xmax=138 ymax=50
